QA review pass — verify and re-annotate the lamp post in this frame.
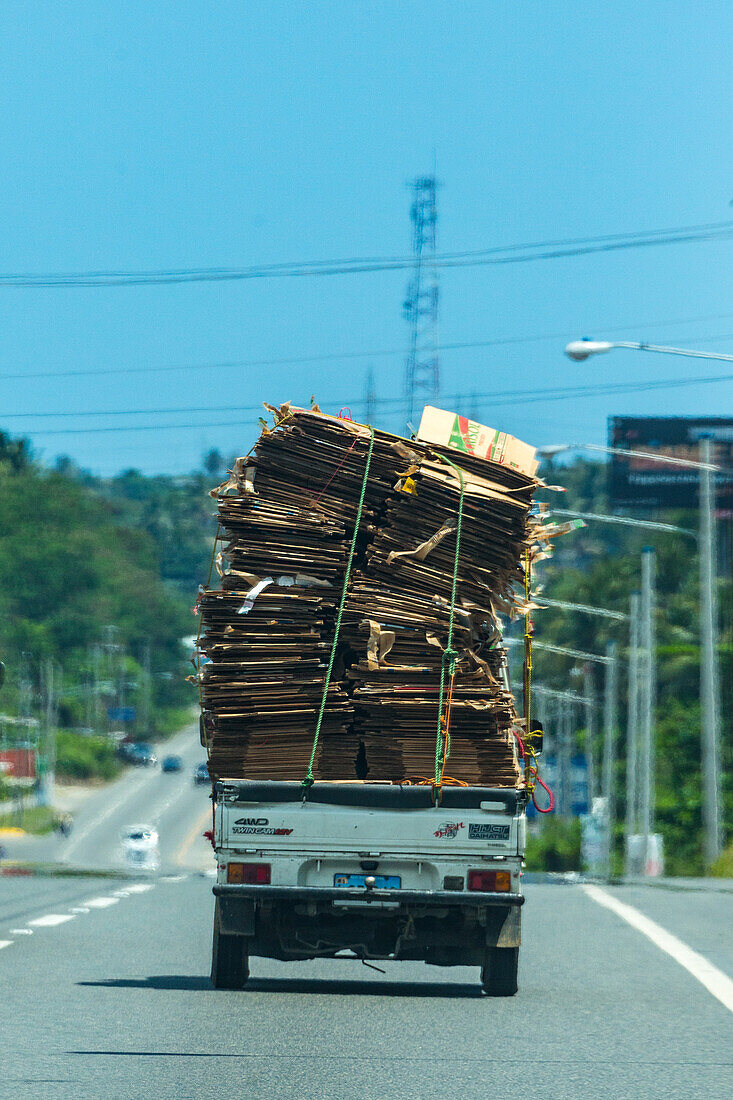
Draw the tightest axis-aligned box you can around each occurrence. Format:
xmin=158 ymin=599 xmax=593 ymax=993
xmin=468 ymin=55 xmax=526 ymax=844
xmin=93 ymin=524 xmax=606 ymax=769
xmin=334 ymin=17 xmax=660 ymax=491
xmin=625 ymin=592 xmax=641 ymax=874
xmin=560 ymin=339 xmax=725 ymax=864
xmin=565 ymin=338 xmax=733 ymax=365
xmin=699 ymin=435 xmax=723 ymax=864
xmin=639 ymin=548 xmax=657 ymax=873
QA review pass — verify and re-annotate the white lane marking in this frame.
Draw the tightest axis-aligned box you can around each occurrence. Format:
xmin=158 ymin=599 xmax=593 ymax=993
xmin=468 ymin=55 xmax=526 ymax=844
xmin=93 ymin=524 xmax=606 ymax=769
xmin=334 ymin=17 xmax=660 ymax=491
xmin=70 ymin=907 xmax=90 ymax=913
xmin=84 ymin=897 xmax=120 ymax=909
xmin=124 ymin=883 xmax=154 ymax=894
xmin=149 ymin=783 xmax=190 ymax=828
xmin=160 ymin=874 xmax=186 ymax=882
xmin=28 ymin=913 xmax=75 ymax=927
xmin=9 ymin=928 xmax=33 ymax=935
xmin=0 ymin=940 xmax=12 ymax=949
xmin=583 ymin=884 xmax=733 ymax=1014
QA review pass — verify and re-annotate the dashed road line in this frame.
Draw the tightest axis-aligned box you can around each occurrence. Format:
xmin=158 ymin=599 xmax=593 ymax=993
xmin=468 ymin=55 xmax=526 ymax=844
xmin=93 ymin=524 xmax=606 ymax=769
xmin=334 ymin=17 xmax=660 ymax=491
xmin=2 ymin=881 xmax=157 ymax=948
xmin=583 ymin=884 xmax=733 ymax=1015
xmin=28 ymin=913 xmax=75 ymax=927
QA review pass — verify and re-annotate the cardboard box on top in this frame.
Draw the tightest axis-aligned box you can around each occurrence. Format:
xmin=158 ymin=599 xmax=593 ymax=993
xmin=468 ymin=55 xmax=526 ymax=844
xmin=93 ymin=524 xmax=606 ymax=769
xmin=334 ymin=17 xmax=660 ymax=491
xmin=417 ymin=406 xmax=539 ymax=477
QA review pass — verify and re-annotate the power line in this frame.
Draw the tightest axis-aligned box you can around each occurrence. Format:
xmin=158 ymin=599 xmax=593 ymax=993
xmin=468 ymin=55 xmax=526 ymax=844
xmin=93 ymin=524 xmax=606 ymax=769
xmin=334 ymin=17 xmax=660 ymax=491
xmin=0 ymin=220 xmax=731 ymax=288
xmin=5 ymin=312 xmax=733 ymax=386
xmin=11 ymin=367 xmax=733 ymax=437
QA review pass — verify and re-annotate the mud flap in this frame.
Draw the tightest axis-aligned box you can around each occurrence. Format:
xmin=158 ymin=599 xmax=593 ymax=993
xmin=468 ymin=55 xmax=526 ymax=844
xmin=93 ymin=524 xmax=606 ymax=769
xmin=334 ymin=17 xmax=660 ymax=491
xmin=218 ymin=897 xmax=256 ymax=936
xmin=495 ymin=905 xmax=521 ymax=948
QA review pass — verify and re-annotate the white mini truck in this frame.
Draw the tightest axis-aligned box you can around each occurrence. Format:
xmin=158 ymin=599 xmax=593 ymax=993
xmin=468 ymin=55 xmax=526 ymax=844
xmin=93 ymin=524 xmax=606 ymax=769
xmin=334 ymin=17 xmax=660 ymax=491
xmin=211 ymin=780 xmax=527 ymax=995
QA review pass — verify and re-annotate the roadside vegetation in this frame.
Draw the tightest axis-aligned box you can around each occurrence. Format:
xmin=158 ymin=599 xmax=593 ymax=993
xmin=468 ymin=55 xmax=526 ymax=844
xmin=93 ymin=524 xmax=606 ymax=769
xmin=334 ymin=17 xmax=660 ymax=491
xmin=711 ymin=843 xmax=733 ymax=878
xmin=0 ymin=431 xmax=204 ymax=797
xmin=525 ymin=819 xmax=582 ymax=873
xmin=0 ymin=804 xmax=56 ymax=834
xmin=529 ymin=458 xmax=732 ymax=876
xmin=55 ymin=731 xmax=121 ymax=782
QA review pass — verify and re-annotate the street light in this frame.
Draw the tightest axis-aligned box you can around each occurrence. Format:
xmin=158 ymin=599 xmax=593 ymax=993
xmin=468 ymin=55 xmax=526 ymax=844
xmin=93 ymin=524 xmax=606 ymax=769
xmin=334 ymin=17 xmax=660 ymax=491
xmin=565 ymin=337 xmax=733 ymax=365
xmin=540 ymin=441 xmax=717 ymax=471
xmin=559 ymin=342 xmax=725 ymax=866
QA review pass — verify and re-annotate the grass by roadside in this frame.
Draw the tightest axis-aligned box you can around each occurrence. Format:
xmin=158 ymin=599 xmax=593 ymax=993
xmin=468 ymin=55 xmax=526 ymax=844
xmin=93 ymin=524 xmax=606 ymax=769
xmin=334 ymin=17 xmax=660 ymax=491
xmin=153 ymin=705 xmax=198 ymax=740
xmin=0 ymin=805 xmax=56 ymax=835
xmin=711 ymin=843 xmax=733 ymax=878
xmin=56 ymin=731 xmax=122 ymax=782
xmin=525 ymin=818 xmax=582 ymax=872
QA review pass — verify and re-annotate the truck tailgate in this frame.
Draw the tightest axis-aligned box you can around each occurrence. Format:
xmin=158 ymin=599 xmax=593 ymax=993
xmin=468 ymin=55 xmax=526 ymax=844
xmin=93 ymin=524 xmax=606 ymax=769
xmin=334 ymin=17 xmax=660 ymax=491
xmin=216 ymin=780 xmax=524 ymax=857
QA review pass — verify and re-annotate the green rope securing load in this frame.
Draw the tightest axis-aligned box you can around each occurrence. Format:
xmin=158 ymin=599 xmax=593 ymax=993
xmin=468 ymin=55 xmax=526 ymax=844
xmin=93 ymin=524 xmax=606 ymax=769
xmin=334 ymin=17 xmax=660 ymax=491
xmin=301 ymin=425 xmax=375 ymax=797
xmin=433 ymin=453 xmax=466 ymax=799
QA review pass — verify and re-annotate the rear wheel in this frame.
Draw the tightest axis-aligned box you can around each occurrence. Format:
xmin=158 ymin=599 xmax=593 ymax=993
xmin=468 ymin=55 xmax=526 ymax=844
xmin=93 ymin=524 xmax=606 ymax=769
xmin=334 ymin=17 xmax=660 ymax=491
xmin=211 ymin=903 xmax=250 ymax=989
xmin=481 ymin=947 xmax=519 ymax=997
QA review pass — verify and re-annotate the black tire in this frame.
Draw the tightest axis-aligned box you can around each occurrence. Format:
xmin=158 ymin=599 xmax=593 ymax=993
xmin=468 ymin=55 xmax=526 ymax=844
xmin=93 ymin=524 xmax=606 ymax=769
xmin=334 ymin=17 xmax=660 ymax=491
xmin=481 ymin=947 xmax=519 ymax=997
xmin=211 ymin=903 xmax=250 ymax=989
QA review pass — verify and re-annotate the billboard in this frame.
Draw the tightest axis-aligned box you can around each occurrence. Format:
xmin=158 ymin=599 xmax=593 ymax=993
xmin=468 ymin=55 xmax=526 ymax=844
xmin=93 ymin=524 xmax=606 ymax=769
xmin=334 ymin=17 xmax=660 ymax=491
xmin=0 ymin=748 xmax=37 ymax=781
xmin=608 ymin=416 xmax=733 ymax=509
xmin=107 ymin=706 xmax=137 ymax=723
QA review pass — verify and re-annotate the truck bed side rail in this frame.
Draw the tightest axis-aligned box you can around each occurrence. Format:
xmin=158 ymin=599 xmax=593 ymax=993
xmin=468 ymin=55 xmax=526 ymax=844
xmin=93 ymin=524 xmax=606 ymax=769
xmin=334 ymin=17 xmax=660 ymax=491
xmin=215 ymin=780 xmax=525 ymax=812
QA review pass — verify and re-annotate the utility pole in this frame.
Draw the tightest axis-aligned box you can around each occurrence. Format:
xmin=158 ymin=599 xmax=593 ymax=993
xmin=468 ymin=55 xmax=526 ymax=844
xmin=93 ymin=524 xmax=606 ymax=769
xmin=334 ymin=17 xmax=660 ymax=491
xmin=699 ymin=435 xmax=723 ymax=865
xmin=625 ymin=592 xmax=641 ymax=874
xmin=583 ymin=666 xmax=597 ymax=802
xmin=84 ymin=646 xmax=95 ymax=731
xmin=140 ymin=639 xmax=152 ymax=734
xmin=39 ymin=659 xmax=58 ymax=808
xmin=639 ymin=547 xmax=657 ymax=873
xmin=558 ymin=698 xmax=572 ymax=819
xmin=92 ymin=643 xmax=102 ymax=730
xmin=403 ymin=175 xmax=439 ymax=425
xmin=602 ymin=640 xmax=618 ymax=875
xmin=19 ymin=653 xmax=33 ymax=722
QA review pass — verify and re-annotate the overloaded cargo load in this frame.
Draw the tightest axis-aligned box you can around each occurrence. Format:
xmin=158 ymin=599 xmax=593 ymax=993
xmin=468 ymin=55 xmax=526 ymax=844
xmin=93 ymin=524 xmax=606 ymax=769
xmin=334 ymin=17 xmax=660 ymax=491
xmin=196 ymin=403 xmax=550 ymax=788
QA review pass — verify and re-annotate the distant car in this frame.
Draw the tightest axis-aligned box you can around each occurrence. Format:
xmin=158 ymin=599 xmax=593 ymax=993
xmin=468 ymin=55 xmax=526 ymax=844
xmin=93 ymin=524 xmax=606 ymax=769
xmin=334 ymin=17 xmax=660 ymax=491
xmin=128 ymin=743 xmax=158 ymax=767
xmin=193 ymin=762 xmax=210 ymax=785
xmin=161 ymin=755 xmax=183 ymax=773
xmin=121 ymin=824 xmax=160 ymax=871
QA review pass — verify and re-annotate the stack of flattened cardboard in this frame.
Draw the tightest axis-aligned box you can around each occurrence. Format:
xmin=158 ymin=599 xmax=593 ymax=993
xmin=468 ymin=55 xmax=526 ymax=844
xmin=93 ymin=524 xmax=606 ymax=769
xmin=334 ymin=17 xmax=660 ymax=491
xmin=199 ymin=404 xmax=540 ymax=787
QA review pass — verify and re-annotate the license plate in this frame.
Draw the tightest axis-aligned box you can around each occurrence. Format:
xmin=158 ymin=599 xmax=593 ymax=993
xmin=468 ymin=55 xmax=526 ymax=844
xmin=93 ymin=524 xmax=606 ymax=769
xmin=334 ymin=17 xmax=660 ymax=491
xmin=334 ymin=874 xmax=401 ymax=889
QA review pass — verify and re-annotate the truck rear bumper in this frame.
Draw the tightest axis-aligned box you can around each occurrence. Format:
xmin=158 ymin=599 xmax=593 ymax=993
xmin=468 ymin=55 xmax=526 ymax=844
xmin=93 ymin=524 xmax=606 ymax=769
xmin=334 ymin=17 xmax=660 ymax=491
xmin=213 ymin=884 xmax=524 ymax=908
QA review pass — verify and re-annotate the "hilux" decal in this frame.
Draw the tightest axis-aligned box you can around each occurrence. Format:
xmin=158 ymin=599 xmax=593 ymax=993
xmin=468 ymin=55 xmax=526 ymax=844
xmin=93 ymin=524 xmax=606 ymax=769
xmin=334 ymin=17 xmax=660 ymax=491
xmin=468 ymin=823 xmax=510 ymax=840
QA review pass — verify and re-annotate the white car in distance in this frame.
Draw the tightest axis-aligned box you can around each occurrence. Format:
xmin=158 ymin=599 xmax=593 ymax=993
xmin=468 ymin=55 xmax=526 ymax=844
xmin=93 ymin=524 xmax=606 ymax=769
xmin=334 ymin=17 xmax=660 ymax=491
xmin=121 ymin=824 xmax=160 ymax=872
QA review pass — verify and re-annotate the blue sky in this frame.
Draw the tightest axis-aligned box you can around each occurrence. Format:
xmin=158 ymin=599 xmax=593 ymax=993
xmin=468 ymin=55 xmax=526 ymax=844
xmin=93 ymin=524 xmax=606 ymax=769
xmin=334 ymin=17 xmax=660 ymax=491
xmin=1 ymin=1 xmax=733 ymax=475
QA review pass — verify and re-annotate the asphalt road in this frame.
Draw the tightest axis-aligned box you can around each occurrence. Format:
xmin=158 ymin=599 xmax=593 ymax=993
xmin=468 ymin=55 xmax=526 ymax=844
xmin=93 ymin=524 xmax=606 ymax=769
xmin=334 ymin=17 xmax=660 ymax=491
xmin=2 ymin=722 xmax=212 ymax=873
xmin=1 ymin=730 xmax=732 ymax=1099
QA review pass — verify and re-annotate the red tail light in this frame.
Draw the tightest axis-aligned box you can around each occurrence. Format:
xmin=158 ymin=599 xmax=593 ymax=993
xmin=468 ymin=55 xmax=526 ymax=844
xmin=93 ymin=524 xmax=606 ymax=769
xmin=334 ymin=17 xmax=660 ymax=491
xmin=227 ymin=862 xmax=271 ymax=884
xmin=467 ymin=869 xmax=511 ymax=893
